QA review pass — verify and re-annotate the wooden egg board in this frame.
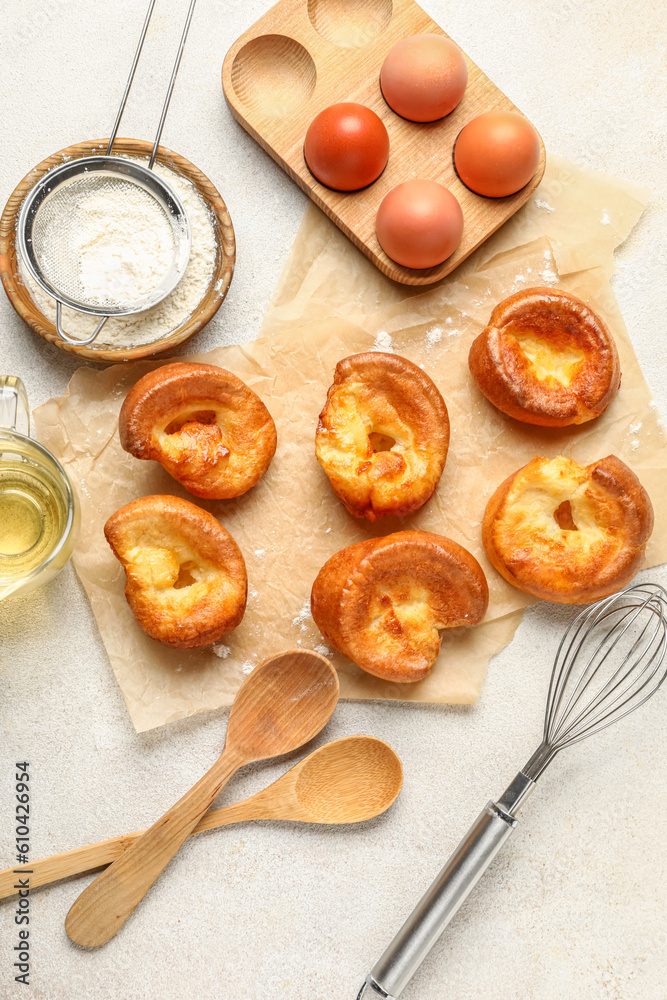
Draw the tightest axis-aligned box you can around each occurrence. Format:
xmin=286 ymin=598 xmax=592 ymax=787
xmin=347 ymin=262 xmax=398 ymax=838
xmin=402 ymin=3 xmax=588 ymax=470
xmin=222 ymin=0 xmax=545 ymax=286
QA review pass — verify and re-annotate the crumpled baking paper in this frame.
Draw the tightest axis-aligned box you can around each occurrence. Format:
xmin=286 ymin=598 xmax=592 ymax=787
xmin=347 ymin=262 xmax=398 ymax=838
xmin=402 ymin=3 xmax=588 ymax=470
xmin=34 ymin=155 xmax=666 ymax=732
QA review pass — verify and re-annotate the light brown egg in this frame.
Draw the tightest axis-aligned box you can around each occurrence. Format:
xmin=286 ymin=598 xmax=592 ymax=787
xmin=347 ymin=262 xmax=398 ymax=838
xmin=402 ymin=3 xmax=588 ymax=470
xmin=454 ymin=111 xmax=541 ymax=198
xmin=304 ymin=103 xmax=389 ymax=192
xmin=380 ymin=33 xmax=468 ymax=122
xmin=375 ymin=179 xmax=463 ymax=269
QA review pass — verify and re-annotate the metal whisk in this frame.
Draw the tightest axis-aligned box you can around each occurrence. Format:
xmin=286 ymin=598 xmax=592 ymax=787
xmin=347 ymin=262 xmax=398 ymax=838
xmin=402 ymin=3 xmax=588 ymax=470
xmin=358 ymin=583 xmax=667 ymax=1000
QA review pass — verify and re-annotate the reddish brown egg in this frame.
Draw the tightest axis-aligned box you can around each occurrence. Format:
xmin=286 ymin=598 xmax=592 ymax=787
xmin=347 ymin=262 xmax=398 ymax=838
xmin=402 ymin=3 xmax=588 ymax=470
xmin=380 ymin=33 xmax=468 ymax=122
xmin=454 ymin=111 xmax=541 ymax=197
xmin=304 ymin=103 xmax=390 ymax=192
xmin=375 ymin=180 xmax=464 ymax=269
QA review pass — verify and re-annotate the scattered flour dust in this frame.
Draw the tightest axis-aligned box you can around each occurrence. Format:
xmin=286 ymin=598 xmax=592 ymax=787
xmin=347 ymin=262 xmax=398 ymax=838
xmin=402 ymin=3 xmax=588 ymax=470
xmin=19 ymin=157 xmax=218 ymax=347
xmin=372 ymin=330 xmax=394 ymax=352
xmin=425 ymin=325 xmax=443 ymax=349
xmin=210 ymin=641 xmax=255 ymax=672
xmin=290 ymin=601 xmax=329 ymax=653
xmin=629 ymin=421 xmax=642 ymax=452
xmin=211 ymin=642 xmax=231 ymax=659
xmin=539 ymin=249 xmax=559 ymax=285
xmin=292 ymin=600 xmax=312 ymax=631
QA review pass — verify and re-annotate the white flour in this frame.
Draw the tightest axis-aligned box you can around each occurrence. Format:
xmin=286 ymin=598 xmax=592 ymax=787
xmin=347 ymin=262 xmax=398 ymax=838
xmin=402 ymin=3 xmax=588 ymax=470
xmin=372 ymin=330 xmax=394 ymax=352
xmin=20 ymin=157 xmax=218 ymax=347
xmin=74 ymin=184 xmax=176 ymax=307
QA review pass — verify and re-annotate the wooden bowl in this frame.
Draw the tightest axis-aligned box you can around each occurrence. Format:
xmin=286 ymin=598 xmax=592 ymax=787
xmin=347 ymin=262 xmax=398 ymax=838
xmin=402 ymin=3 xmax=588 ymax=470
xmin=0 ymin=138 xmax=235 ymax=363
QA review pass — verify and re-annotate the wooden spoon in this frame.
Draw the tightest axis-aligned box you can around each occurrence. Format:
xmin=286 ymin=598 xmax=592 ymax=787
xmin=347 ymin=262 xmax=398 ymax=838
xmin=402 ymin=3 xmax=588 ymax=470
xmin=65 ymin=649 xmax=339 ymax=948
xmin=0 ymin=736 xmax=402 ymax=900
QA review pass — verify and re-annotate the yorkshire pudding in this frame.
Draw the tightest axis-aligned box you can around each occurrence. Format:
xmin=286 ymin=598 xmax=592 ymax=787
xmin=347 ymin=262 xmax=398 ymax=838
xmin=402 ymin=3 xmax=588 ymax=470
xmin=105 ymin=495 xmax=247 ymax=647
xmin=482 ymin=455 xmax=653 ymax=604
xmin=468 ymin=288 xmax=620 ymax=426
xmin=119 ymin=362 xmax=277 ymax=499
xmin=315 ymin=353 xmax=450 ymax=521
xmin=311 ymin=531 xmax=488 ymax=683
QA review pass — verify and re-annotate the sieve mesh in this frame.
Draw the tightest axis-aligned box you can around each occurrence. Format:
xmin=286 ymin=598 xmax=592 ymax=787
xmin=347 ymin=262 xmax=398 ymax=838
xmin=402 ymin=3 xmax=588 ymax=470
xmin=29 ymin=173 xmax=184 ymax=312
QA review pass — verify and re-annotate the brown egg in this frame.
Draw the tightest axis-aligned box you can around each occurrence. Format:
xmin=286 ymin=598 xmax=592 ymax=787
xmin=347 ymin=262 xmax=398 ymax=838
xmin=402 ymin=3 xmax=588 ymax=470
xmin=454 ymin=111 xmax=541 ymax=198
xmin=380 ymin=33 xmax=468 ymax=122
xmin=304 ymin=103 xmax=389 ymax=192
xmin=375 ymin=180 xmax=463 ymax=269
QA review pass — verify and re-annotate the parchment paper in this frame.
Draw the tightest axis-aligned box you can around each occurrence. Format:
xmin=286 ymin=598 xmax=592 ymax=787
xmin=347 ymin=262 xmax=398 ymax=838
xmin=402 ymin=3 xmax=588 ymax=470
xmin=34 ymin=156 xmax=667 ymax=732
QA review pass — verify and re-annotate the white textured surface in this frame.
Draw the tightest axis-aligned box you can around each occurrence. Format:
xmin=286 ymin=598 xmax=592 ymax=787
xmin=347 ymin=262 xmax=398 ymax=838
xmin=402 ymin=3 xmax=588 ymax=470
xmin=0 ymin=2 xmax=666 ymax=998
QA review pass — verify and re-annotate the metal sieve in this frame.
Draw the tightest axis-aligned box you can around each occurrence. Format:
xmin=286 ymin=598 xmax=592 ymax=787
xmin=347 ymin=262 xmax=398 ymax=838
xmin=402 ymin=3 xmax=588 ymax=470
xmin=17 ymin=0 xmax=197 ymax=346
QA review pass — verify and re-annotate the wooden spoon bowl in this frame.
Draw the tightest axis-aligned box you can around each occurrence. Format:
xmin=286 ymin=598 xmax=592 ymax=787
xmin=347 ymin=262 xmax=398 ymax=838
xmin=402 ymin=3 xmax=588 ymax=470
xmin=226 ymin=649 xmax=340 ymax=761
xmin=291 ymin=736 xmax=403 ymax=824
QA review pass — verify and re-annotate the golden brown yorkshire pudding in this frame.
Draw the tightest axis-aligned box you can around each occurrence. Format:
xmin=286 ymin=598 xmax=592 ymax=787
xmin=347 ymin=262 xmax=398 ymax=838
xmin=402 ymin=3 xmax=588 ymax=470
xmin=119 ymin=363 xmax=277 ymax=499
xmin=482 ymin=455 xmax=653 ymax=605
xmin=315 ymin=353 xmax=450 ymax=521
xmin=468 ymin=288 xmax=620 ymax=426
xmin=105 ymin=495 xmax=247 ymax=648
xmin=311 ymin=531 xmax=488 ymax=683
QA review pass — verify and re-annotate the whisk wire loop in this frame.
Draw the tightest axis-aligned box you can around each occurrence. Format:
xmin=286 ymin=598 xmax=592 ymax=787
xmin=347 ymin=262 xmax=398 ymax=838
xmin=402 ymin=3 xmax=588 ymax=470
xmin=545 ymin=591 xmax=629 ymax=740
xmin=551 ymin=600 xmax=660 ymax=745
xmin=529 ymin=584 xmax=667 ymax=778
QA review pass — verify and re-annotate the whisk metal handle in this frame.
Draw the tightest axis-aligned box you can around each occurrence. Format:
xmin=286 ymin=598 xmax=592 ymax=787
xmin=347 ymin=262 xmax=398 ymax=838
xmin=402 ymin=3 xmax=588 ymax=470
xmin=359 ymin=780 xmax=533 ymax=1000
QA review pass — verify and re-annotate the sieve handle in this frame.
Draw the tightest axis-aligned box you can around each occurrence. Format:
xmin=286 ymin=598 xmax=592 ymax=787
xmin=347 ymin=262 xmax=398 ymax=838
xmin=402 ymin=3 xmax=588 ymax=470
xmin=107 ymin=0 xmax=157 ymax=155
xmin=149 ymin=0 xmax=198 ymax=168
xmin=107 ymin=0 xmax=198 ymax=166
xmin=55 ymin=301 xmax=108 ymax=346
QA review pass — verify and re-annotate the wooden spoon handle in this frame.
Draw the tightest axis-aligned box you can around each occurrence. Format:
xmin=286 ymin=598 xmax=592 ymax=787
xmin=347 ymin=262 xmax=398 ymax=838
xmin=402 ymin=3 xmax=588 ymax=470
xmin=65 ymin=748 xmax=243 ymax=947
xmin=0 ymin=799 xmax=258 ymax=901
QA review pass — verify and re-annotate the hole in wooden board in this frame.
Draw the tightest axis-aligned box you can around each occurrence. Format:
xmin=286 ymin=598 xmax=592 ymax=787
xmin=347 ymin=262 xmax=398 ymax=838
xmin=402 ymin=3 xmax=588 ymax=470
xmin=308 ymin=0 xmax=393 ymax=48
xmin=231 ymin=35 xmax=317 ymax=118
xmin=553 ymin=500 xmax=578 ymax=531
xmin=369 ymin=431 xmax=396 ymax=452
